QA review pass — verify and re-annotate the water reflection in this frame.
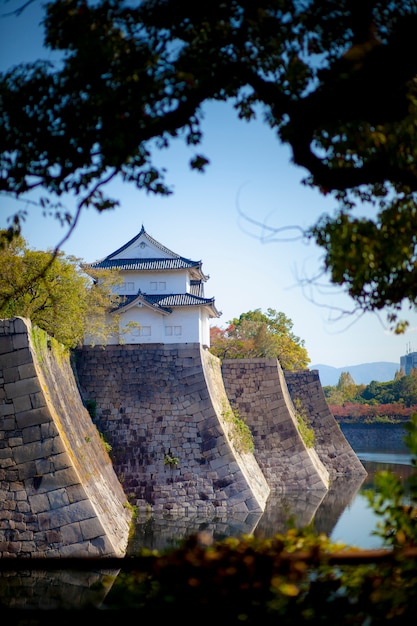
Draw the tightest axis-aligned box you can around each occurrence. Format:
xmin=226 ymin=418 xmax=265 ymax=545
xmin=0 ymin=567 xmax=119 ymax=611
xmin=1 ymin=452 xmax=413 ymax=612
xmin=328 ymin=454 xmax=416 ymax=549
xmin=127 ymin=481 xmax=357 ymax=554
xmin=330 ymin=490 xmax=381 ymax=549
xmin=252 ymin=490 xmax=326 ymax=538
xmin=310 ymin=474 xmax=367 ymax=538
xmin=127 ymin=475 xmax=367 ymax=552
xmin=127 ymin=510 xmax=263 ymax=554
xmin=127 ymin=452 xmax=413 ymax=552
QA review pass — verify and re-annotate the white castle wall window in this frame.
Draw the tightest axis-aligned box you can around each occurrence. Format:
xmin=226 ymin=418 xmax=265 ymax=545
xmin=150 ymin=281 xmax=166 ymax=291
xmin=121 ymin=282 xmax=135 ymax=293
xmin=165 ymin=326 xmax=182 ymax=336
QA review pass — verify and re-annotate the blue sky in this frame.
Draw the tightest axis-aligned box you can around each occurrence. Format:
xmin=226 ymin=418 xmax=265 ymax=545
xmin=1 ymin=1 xmax=416 ymax=369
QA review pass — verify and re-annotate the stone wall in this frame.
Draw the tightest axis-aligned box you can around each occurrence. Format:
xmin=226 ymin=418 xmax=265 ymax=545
xmin=221 ymin=359 xmax=331 ymax=493
xmin=74 ymin=343 xmax=270 ymax=517
xmin=1 ymin=317 xmax=367 ymax=558
xmin=0 ymin=318 xmax=131 ymax=558
xmin=284 ymin=369 xmax=367 ymax=477
xmin=340 ymin=422 xmax=409 ymax=452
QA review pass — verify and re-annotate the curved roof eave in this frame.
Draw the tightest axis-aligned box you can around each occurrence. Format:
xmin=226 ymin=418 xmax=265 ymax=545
xmin=111 ymin=293 xmax=221 ymax=318
xmin=111 ymin=295 xmax=172 ymax=316
xmin=82 ymin=258 xmax=208 ymax=282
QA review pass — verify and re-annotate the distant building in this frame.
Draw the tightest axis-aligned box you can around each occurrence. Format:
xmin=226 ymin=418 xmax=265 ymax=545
xmin=400 ymin=351 xmax=417 ymax=376
xmin=83 ymin=225 xmax=221 ymax=347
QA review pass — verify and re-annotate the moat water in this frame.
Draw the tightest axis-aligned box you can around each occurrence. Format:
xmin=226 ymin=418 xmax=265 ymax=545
xmin=329 ymin=451 xmax=413 ymax=548
xmin=127 ymin=444 xmax=414 ymax=553
xmin=2 ymin=435 xmax=414 ymax=614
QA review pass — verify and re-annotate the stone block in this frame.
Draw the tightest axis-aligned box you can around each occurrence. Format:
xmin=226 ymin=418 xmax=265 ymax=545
xmin=12 ymin=333 xmax=30 ymax=351
xmin=2 ymin=367 xmax=20 ymax=384
xmin=13 ymin=395 xmax=32 ymax=413
xmin=22 ymin=425 xmax=41 ymax=444
xmin=18 ymin=362 xmax=37 ymax=380
xmin=80 ymin=516 xmax=105 ymax=540
xmin=0 ymin=330 xmax=14 ymax=352
xmin=12 ymin=440 xmax=51 ymax=465
xmin=48 ymin=488 xmax=70 ymax=510
xmin=5 ymin=376 xmax=41 ymax=399
xmin=15 ymin=407 xmax=50 ymax=429
xmin=60 ymin=522 xmax=82 ymax=545
xmin=28 ymin=493 xmax=50 ymax=514
xmin=0 ymin=404 xmax=15 ymax=418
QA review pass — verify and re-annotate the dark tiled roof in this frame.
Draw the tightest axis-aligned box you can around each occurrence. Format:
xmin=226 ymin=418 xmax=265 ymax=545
xmin=85 ymin=258 xmax=202 ymax=271
xmin=114 ymin=292 xmax=219 ymax=315
xmin=116 ymin=294 xmax=171 ymax=313
xmin=144 ymin=294 xmax=216 ymax=307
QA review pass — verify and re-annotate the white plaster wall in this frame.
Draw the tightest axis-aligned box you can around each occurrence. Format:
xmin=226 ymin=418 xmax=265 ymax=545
xmin=200 ymin=309 xmax=211 ymax=346
xmin=120 ymin=306 xmax=164 ymax=343
xmin=165 ymin=308 xmax=201 ymax=343
xmin=116 ymin=307 xmax=202 ymax=344
xmin=84 ymin=307 xmax=206 ymax=345
xmin=115 ymin=270 xmax=190 ymax=295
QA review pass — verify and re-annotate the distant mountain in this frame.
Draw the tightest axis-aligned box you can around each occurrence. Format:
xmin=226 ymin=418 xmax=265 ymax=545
xmin=310 ymin=362 xmax=400 ymax=387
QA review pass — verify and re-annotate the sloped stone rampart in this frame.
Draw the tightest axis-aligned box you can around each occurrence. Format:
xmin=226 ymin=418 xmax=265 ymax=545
xmin=0 ymin=317 xmax=131 ymax=558
xmin=221 ymin=359 xmax=330 ymax=493
xmin=74 ymin=344 xmax=270 ymax=516
xmin=284 ymin=369 xmax=367 ymax=477
xmin=1 ymin=317 xmax=367 ymax=555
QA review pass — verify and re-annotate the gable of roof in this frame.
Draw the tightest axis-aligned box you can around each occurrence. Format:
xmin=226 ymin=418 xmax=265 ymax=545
xmin=108 ymin=224 xmax=181 ymax=260
xmin=114 ymin=293 xmax=172 ymax=315
xmin=83 ymin=225 xmax=209 ymax=281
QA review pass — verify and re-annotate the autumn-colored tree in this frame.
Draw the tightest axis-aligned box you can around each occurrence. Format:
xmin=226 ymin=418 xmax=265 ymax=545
xmin=0 ymin=232 xmax=121 ymax=348
xmin=2 ymin=2 xmax=417 ymax=330
xmin=330 ymin=401 xmax=417 ymax=422
xmin=210 ymin=308 xmax=309 ymax=370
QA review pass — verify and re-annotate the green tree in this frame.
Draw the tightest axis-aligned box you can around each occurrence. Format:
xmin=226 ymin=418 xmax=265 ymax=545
xmin=210 ymin=308 xmax=309 ymax=370
xmin=323 ymin=385 xmax=345 ymax=405
xmin=337 ymin=371 xmax=358 ymax=399
xmin=324 ymin=371 xmax=417 ymax=407
xmin=0 ymin=232 xmax=121 ymax=348
xmin=361 ymin=379 xmax=397 ymax=404
xmin=2 ymin=1 xmax=417 ymax=330
xmin=323 ymin=371 xmax=362 ymax=404
xmin=394 ymin=369 xmax=417 ymax=407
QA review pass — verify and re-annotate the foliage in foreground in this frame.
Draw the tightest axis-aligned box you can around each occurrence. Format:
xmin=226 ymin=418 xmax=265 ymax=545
xmin=102 ymin=416 xmax=417 ymax=623
xmin=105 ymin=532 xmax=417 ymax=624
